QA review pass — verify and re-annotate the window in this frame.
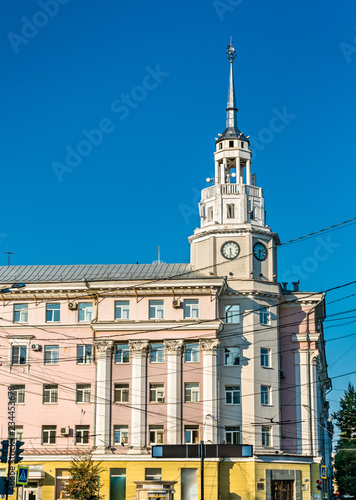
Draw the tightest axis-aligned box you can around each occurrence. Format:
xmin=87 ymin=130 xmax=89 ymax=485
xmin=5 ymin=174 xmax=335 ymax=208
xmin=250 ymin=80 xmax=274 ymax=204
xmin=225 ymin=386 xmax=240 ymax=405
xmin=44 ymin=345 xmax=59 ymax=365
xmin=12 ymin=385 xmax=25 ymax=404
xmin=207 ymin=207 xmax=214 ymax=221
xmin=149 ymin=384 xmax=165 ymax=403
xmin=77 ymin=345 xmax=92 ymax=364
xmin=184 ymin=343 xmax=199 ymax=363
xmin=241 ymin=141 xmax=245 ymax=148
xmin=226 ymin=204 xmax=235 ymax=219
xmin=42 ymin=425 xmax=56 ymax=445
xmin=181 ymin=468 xmax=198 ymax=500
xmin=149 ymin=300 xmax=164 ymax=319
xmin=78 ymin=302 xmax=93 ymax=322
xmin=13 ymin=304 xmax=28 ymax=323
xmin=145 ymin=468 xmax=162 ymax=481
xmin=224 ymin=347 xmax=240 ymax=366
xmin=184 ymin=299 xmax=199 ymax=319
xmin=185 ymin=426 xmax=199 ymax=444
xmin=113 ymin=425 xmax=128 ymax=445
xmin=260 ymin=307 xmax=270 ymax=325
xmin=224 ymin=304 xmax=240 ymax=324
xmin=114 ymin=384 xmax=129 ymax=403
xmin=185 ymin=383 xmax=200 ymax=402
xmin=261 ymin=348 xmax=271 ymax=368
xmin=149 ymin=425 xmax=164 ymax=445
xmin=150 ymin=343 xmax=164 ymax=363
xmin=11 ymin=346 xmax=27 ymax=365
xmin=115 ymin=344 xmax=129 ymax=363
xmin=229 ymin=140 xmax=234 ymax=147
xmin=9 ymin=426 xmax=23 ymax=441
xmin=75 ymin=425 xmax=89 ymax=444
xmin=76 ymin=384 xmax=91 ymax=403
xmin=219 ymin=143 xmax=223 ymax=150
xmin=225 ymin=426 xmax=240 ymax=445
xmin=262 ymin=425 xmax=271 ymax=447
xmin=46 ymin=303 xmax=60 ymax=322
xmin=114 ymin=301 xmax=130 ymax=320
xmin=43 ymin=384 xmax=58 ymax=404
xmin=261 ymin=385 xmax=271 ymax=405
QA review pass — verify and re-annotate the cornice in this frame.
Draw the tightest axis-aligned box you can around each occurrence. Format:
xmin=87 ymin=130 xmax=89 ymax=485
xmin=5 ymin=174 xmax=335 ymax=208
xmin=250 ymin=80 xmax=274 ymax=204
xmin=92 ymin=320 xmax=222 ymax=332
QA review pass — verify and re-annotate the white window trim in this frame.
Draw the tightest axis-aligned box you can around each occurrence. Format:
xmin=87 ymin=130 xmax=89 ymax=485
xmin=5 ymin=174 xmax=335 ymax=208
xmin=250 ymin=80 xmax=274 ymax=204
xmin=113 ymin=425 xmax=129 ymax=445
xmin=184 ymin=343 xmax=200 ymax=363
xmin=76 ymin=384 xmax=91 ymax=404
xmin=262 ymin=425 xmax=272 ymax=447
xmin=7 ymin=337 xmax=32 ymax=372
xmin=183 ymin=300 xmax=199 ymax=319
xmin=75 ymin=425 xmax=90 ymax=445
xmin=78 ymin=303 xmax=93 ymax=323
xmin=114 ymin=301 xmax=130 ymax=320
xmin=223 ymin=347 xmax=240 ymax=366
xmin=114 ymin=384 xmax=129 ymax=403
xmin=261 ymin=348 xmax=271 ymax=368
xmin=185 ymin=383 xmax=200 ymax=403
xmin=149 ymin=301 xmax=164 ymax=320
xmin=149 ymin=384 xmax=165 ymax=403
xmin=225 ymin=386 xmax=241 ymax=405
xmin=261 ymin=386 xmax=272 ymax=406
xmin=149 ymin=426 xmax=164 ymax=445
xmin=115 ymin=344 xmax=130 ymax=364
xmin=42 ymin=426 xmax=56 ymax=445
xmin=43 ymin=385 xmax=58 ymax=404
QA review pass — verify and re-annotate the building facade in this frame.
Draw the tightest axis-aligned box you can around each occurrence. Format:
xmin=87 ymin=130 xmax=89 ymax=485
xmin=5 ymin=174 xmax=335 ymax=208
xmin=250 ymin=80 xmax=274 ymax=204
xmin=0 ymin=42 xmax=332 ymax=500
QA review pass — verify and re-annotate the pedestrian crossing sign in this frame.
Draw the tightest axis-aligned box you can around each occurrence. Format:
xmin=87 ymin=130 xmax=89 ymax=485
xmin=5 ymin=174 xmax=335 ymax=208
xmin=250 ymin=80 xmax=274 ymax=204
xmin=17 ymin=467 xmax=29 ymax=485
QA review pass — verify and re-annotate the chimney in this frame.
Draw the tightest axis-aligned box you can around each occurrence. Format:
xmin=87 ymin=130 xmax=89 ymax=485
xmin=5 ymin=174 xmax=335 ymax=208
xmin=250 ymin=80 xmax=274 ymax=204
xmin=292 ymin=281 xmax=300 ymax=292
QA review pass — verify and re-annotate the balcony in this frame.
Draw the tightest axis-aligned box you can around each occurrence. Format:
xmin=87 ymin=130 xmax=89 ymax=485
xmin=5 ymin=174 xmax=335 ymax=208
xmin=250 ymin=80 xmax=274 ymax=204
xmin=201 ymin=184 xmax=262 ymax=200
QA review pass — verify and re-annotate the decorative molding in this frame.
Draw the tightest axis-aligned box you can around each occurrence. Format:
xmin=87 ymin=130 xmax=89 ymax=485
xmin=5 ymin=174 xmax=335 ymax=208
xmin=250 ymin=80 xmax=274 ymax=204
xmin=93 ymin=321 xmax=222 ymax=332
xmin=93 ymin=340 xmax=114 ymax=354
xmin=200 ymin=339 xmax=220 ymax=352
xmin=164 ymin=339 xmax=184 ymax=354
xmin=128 ymin=340 xmax=149 ymax=353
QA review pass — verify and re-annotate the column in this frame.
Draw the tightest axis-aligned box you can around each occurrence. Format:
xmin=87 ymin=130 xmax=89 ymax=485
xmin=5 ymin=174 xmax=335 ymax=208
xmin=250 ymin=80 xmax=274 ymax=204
xmin=294 ymin=349 xmax=311 ymax=454
xmin=220 ymin=160 xmax=226 ymax=185
xmin=164 ymin=340 xmax=184 ymax=444
xmin=215 ymin=161 xmax=220 ymax=184
xmin=128 ymin=340 xmax=149 ymax=453
xmin=93 ymin=340 xmax=114 ymax=453
xmin=236 ymin=156 xmax=241 ymax=184
xmin=246 ymin=158 xmax=251 ymax=186
xmin=201 ymin=339 xmax=220 ymax=443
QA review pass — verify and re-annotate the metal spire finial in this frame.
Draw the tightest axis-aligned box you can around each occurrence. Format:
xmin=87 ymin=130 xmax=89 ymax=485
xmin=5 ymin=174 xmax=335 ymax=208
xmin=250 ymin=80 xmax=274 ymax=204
xmin=226 ymin=39 xmax=238 ymax=129
xmin=226 ymin=38 xmax=236 ymax=63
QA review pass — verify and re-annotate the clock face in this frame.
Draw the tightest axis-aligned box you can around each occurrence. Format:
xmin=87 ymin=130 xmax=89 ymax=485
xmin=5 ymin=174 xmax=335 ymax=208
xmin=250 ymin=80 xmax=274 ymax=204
xmin=221 ymin=241 xmax=240 ymax=260
xmin=253 ymin=242 xmax=268 ymax=261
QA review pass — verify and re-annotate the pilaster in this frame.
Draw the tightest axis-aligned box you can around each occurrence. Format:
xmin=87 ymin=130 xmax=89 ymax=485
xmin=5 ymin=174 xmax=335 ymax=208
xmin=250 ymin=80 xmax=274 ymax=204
xmin=201 ymin=339 xmax=220 ymax=443
xmin=164 ymin=340 xmax=184 ymax=444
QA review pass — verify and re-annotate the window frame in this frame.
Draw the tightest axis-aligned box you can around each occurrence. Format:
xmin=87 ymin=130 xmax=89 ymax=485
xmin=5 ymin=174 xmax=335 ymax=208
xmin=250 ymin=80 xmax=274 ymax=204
xmin=183 ymin=299 xmax=199 ymax=319
xmin=75 ymin=425 xmax=90 ymax=445
xmin=43 ymin=384 xmax=58 ymax=404
xmin=224 ymin=304 xmax=240 ymax=324
xmin=225 ymin=426 xmax=241 ymax=445
xmin=11 ymin=345 xmax=27 ymax=366
xmin=261 ymin=348 xmax=271 ymax=368
xmin=261 ymin=385 xmax=271 ymax=406
xmin=150 ymin=343 xmax=165 ymax=363
xmin=13 ymin=304 xmax=28 ymax=324
xmin=225 ymin=385 xmax=240 ymax=405
xmin=149 ymin=425 xmax=164 ymax=445
xmin=44 ymin=345 xmax=59 ymax=365
xmin=114 ymin=344 xmax=130 ymax=364
xmin=184 ymin=426 xmax=199 ymax=444
xmin=149 ymin=300 xmax=164 ymax=320
xmin=12 ymin=385 xmax=25 ymax=404
xmin=78 ymin=302 xmax=93 ymax=323
xmin=114 ymin=384 xmax=129 ymax=403
xmin=76 ymin=384 xmax=91 ymax=404
xmin=260 ymin=307 xmax=270 ymax=325
xmin=42 ymin=425 xmax=56 ymax=445
xmin=9 ymin=425 xmax=23 ymax=441
xmin=185 ymin=383 xmax=200 ymax=403
xmin=223 ymin=347 xmax=240 ymax=366
xmin=262 ymin=425 xmax=271 ymax=447
xmin=226 ymin=203 xmax=235 ymax=219
xmin=184 ymin=343 xmax=199 ymax=363
xmin=46 ymin=303 xmax=60 ymax=323
xmin=77 ymin=344 xmax=92 ymax=365
xmin=149 ymin=383 xmax=165 ymax=403
xmin=114 ymin=300 xmax=130 ymax=320
xmin=113 ymin=425 xmax=129 ymax=445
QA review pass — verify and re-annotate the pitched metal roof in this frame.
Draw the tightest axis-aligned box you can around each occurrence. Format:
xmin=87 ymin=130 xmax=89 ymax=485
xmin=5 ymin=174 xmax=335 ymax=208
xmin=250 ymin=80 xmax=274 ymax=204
xmin=0 ymin=263 xmax=208 ymax=284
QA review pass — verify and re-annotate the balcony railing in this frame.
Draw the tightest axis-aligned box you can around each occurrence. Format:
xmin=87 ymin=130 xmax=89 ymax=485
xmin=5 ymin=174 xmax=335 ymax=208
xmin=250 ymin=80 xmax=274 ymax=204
xmin=201 ymin=184 xmax=262 ymax=200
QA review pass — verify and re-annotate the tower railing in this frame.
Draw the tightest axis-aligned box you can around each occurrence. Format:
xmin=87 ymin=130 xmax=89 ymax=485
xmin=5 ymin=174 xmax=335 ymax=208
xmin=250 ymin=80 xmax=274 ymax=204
xmin=201 ymin=184 xmax=262 ymax=200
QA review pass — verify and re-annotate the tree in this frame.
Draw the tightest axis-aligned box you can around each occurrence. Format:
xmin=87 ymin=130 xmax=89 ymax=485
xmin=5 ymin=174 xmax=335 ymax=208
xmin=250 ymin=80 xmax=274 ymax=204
xmin=333 ymin=383 xmax=356 ymax=499
xmin=63 ymin=452 xmax=104 ymax=500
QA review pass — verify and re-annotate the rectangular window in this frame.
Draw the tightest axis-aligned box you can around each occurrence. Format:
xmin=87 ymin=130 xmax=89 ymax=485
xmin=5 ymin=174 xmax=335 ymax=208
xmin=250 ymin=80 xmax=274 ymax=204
xmin=114 ymin=301 xmax=130 ymax=320
xmin=185 ymin=383 xmax=200 ymax=403
xmin=184 ymin=299 xmax=199 ymax=319
xmin=262 ymin=425 xmax=271 ymax=447
xmin=241 ymin=141 xmax=245 ymax=149
xmin=226 ymin=204 xmax=235 ymax=219
xmin=261 ymin=385 xmax=271 ymax=405
xmin=43 ymin=384 xmax=58 ymax=404
xmin=44 ymin=345 xmax=59 ymax=365
xmin=149 ymin=300 xmax=164 ymax=319
xmin=145 ymin=468 xmax=162 ymax=481
xmin=225 ymin=426 xmax=241 ymax=445
xmin=75 ymin=425 xmax=89 ymax=444
xmin=9 ymin=425 xmax=23 ymax=441
xmin=78 ymin=302 xmax=93 ymax=322
xmin=46 ymin=303 xmax=60 ymax=322
xmin=12 ymin=385 xmax=25 ymax=404
xmin=150 ymin=343 xmax=164 ymax=363
xmin=225 ymin=386 xmax=240 ymax=405
xmin=76 ymin=384 xmax=91 ymax=403
xmin=42 ymin=425 xmax=56 ymax=445
xmin=77 ymin=345 xmax=92 ymax=364
xmin=261 ymin=348 xmax=271 ymax=368
xmin=260 ymin=307 xmax=270 ymax=325
xmin=149 ymin=384 xmax=165 ymax=403
xmin=113 ymin=425 xmax=129 ymax=445
xmin=13 ymin=304 xmax=28 ymax=323
xmin=229 ymin=140 xmax=234 ymax=148
xmin=114 ymin=384 xmax=129 ymax=403
xmin=115 ymin=344 xmax=129 ymax=364
xmin=224 ymin=304 xmax=240 ymax=324
xmin=184 ymin=426 xmax=199 ymax=444
xmin=149 ymin=425 xmax=164 ymax=445
xmin=207 ymin=207 xmax=214 ymax=221
xmin=224 ymin=347 xmax=240 ymax=366
xmin=184 ymin=343 xmax=199 ymax=363
xmin=11 ymin=346 xmax=27 ymax=365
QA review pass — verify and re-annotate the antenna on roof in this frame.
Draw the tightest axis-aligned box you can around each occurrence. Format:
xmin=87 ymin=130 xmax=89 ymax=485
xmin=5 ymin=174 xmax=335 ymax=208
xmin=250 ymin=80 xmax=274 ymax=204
xmin=4 ymin=251 xmax=15 ymax=266
xmin=152 ymin=246 xmax=165 ymax=264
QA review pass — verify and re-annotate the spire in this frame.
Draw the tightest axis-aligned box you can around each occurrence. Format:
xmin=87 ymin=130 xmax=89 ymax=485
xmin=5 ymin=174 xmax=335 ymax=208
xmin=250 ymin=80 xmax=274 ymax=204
xmin=226 ymin=38 xmax=238 ymax=130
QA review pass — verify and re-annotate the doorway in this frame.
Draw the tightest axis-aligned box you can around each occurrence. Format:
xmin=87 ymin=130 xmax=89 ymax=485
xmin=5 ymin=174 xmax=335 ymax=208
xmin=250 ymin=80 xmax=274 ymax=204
xmin=23 ymin=482 xmax=38 ymax=500
xmin=271 ymin=480 xmax=293 ymax=500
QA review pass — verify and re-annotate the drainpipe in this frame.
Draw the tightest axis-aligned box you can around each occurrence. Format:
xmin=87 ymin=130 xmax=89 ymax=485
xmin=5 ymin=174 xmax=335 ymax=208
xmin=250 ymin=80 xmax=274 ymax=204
xmin=90 ymin=290 xmax=99 ymax=450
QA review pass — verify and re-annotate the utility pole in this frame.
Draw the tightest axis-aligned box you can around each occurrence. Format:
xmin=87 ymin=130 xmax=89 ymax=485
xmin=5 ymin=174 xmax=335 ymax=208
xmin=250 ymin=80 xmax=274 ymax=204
xmin=200 ymin=440 xmax=205 ymax=500
xmin=4 ymin=252 xmax=15 ymax=266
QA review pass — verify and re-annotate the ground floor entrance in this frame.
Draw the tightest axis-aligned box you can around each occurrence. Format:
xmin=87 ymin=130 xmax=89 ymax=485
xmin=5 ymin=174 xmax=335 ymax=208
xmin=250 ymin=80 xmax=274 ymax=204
xmin=271 ymin=480 xmax=294 ymax=500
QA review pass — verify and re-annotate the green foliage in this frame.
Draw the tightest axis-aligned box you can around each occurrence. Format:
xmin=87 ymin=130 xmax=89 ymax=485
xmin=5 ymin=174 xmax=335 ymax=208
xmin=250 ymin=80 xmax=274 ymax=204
xmin=63 ymin=452 xmax=104 ymax=500
xmin=333 ymin=383 xmax=356 ymax=499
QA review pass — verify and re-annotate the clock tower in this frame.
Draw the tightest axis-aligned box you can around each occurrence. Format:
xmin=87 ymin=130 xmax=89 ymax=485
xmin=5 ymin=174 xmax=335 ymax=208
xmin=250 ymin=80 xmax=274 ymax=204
xmin=189 ymin=41 xmax=280 ymax=281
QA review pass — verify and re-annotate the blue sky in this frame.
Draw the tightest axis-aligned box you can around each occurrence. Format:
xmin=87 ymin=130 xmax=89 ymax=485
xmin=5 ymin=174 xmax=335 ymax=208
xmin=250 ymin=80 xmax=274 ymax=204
xmin=1 ymin=0 xmax=356 ymax=427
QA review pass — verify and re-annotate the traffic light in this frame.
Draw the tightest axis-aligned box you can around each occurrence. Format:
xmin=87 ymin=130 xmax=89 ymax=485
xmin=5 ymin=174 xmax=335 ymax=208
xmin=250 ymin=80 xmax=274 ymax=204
xmin=7 ymin=477 xmax=15 ymax=496
xmin=316 ymin=480 xmax=322 ymax=491
xmin=14 ymin=441 xmax=25 ymax=464
xmin=0 ymin=440 xmax=9 ymax=463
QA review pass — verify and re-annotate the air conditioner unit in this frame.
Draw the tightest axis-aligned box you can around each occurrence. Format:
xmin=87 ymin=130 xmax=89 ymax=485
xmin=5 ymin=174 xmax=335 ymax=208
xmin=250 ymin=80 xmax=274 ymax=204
xmin=60 ymin=426 xmax=70 ymax=436
xmin=172 ymin=300 xmax=181 ymax=309
xmin=68 ymin=301 xmax=77 ymax=310
xmin=157 ymin=397 xmax=165 ymax=403
xmin=31 ymin=344 xmax=41 ymax=351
